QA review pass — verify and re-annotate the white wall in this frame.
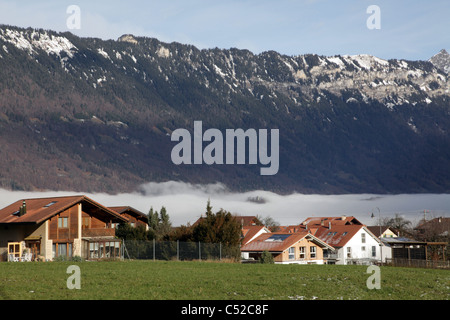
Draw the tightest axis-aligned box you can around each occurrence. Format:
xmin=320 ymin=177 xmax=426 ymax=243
xmin=337 ymin=227 xmax=390 ymax=265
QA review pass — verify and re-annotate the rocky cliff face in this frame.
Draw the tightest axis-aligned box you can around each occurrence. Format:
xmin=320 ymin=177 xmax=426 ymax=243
xmin=429 ymin=49 xmax=450 ymax=74
xmin=0 ymin=25 xmax=449 ymax=194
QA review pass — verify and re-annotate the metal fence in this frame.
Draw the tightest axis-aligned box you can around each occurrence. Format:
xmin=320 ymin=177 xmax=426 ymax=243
xmin=122 ymin=240 xmax=241 ymax=261
xmin=386 ymin=258 xmax=450 ymax=269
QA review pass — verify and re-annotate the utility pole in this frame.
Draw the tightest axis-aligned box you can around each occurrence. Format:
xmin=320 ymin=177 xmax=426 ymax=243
xmin=423 ymin=210 xmax=429 ymax=222
xmin=371 ymin=207 xmax=382 ymax=265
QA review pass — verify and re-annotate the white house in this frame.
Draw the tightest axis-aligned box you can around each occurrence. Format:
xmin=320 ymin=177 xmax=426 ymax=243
xmin=312 ymin=224 xmax=390 ymax=265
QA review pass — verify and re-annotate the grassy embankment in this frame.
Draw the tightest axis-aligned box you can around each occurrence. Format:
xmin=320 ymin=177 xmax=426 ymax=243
xmin=0 ymin=260 xmax=448 ymax=300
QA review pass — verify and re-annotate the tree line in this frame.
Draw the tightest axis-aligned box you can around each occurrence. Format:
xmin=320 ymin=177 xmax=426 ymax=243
xmin=115 ymin=200 xmax=242 ymax=249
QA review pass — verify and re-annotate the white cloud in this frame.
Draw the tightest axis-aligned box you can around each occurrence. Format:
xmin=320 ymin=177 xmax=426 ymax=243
xmin=0 ymin=182 xmax=448 ymax=227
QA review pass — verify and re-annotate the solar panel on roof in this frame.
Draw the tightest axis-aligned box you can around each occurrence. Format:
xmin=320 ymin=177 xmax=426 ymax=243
xmin=266 ymin=234 xmax=291 ymax=241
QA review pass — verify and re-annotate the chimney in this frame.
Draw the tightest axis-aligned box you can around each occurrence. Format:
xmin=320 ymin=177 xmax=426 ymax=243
xmin=329 ymin=221 xmax=331 ymax=230
xmin=19 ymin=200 xmax=26 ymax=216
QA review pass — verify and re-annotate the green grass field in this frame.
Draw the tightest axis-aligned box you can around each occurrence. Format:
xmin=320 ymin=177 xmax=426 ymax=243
xmin=0 ymin=260 xmax=448 ymax=300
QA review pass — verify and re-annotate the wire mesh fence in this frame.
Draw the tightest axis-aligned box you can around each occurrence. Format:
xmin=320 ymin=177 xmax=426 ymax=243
xmin=386 ymin=258 xmax=450 ymax=269
xmin=122 ymin=240 xmax=241 ymax=261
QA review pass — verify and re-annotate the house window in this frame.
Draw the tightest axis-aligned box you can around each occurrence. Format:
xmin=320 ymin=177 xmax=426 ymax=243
xmin=288 ymin=247 xmax=295 ymax=260
xmin=44 ymin=201 xmax=57 ymax=208
xmin=310 ymin=246 xmax=316 ymax=258
xmin=58 ymin=217 xmax=68 ymax=228
xmin=299 ymin=247 xmax=306 ymax=259
xmin=362 ymin=246 xmax=366 ymax=252
xmin=52 ymin=243 xmax=73 ymax=259
xmin=347 ymin=247 xmax=352 ymax=258
xmin=90 ymin=242 xmax=99 ymax=259
xmin=82 ymin=217 xmax=90 ymax=228
xmin=372 ymin=246 xmax=376 ymax=257
xmin=361 ymin=233 xmax=366 ymax=243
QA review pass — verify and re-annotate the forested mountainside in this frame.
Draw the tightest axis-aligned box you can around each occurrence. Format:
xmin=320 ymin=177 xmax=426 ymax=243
xmin=0 ymin=25 xmax=449 ymax=194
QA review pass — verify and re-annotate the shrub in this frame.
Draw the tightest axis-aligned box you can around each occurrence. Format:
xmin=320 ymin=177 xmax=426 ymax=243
xmin=260 ymin=251 xmax=274 ymax=264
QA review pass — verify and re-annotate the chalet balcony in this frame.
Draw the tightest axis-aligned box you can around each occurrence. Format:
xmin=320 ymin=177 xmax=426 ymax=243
xmin=323 ymin=251 xmax=338 ymax=260
xmin=82 ymin=228 xmax=116 ymax=238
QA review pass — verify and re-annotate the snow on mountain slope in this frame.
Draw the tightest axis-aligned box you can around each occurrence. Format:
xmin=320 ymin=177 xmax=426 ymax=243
xmin=0 ymin=27 xmax=77 ymax=57
xmin=430 ymin=49 xmax=450 ymax=74
xmin=0 ymin=25 xmax=447 ymax=111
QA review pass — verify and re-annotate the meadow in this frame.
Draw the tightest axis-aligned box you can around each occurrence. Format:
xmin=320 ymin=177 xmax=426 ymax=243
xmin=0 ymin=260 xmax=448 ymax=300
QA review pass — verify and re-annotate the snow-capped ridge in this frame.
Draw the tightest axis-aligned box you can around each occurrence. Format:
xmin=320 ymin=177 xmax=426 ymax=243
xmin=0 ymin=27 xmax=77 ymax=58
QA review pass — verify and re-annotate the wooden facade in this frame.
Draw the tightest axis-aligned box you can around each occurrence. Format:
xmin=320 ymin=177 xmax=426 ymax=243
xmin=108 ymin=206 xmax=148 ymax=229
xmin=0 ymin=196 xmax=128 ymax=261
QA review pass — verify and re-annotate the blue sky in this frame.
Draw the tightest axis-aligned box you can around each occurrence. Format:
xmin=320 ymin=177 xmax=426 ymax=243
xmin=0 ymin=0 xmax=448 ymax=60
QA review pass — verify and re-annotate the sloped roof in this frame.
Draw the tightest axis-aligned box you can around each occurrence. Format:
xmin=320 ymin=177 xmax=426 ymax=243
xmin=313 ymin=225 xmax=363 ymax=248
xmin=109 ymin=206 xmax=148 ymax=222
xmin=241 ymin=225 xmax=270 ymax=246
xmin=415 ymin=217 xmax=450 ymax=233
xmin=234 ymin=215 xmax=261 ymax=226
xmin=240 ymin=231 xmax=334 ymax=252
xmin=278 ymin=225 xmax=306 ymax=233
xmin=302 ymin=216 xmax=363 ymax=227
xmin=366 ymin=226 xmax=398 ymax=237
xmin=380 ymin=237 xmax=427 ymax=246
xmin=0 ymin=195 xmax=128 ymax=224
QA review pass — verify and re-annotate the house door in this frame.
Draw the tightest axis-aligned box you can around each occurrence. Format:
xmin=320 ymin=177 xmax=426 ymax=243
xmin=25 ymin=240 xmax=41 ymax=259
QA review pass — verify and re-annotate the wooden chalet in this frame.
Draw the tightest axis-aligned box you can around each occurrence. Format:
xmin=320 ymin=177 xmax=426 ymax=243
xmin=0 ymin=195 xmax=128 ymax=261
xmin=109 ymin=206 xmax=149 ymax=229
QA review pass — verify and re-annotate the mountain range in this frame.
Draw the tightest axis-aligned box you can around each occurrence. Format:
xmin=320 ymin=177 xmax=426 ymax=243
xmin=0 ymin=25 xmax=449 ymax=195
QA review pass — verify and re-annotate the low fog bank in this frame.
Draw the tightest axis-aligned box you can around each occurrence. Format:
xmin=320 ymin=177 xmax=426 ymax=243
xmin=0 ymin=181 xmax=449 ymax=227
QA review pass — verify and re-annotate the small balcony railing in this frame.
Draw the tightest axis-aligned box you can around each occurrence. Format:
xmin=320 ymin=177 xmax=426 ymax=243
xmin=82 ymin=228 xmax=116 ymax=238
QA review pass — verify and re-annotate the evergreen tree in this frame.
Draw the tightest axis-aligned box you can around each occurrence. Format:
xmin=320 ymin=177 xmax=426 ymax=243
xmin=148 ymin=207 xmax=159 ymax=231
xmin=147 ymin=206 xmax=173 ymax=240
xmin=158 ymin=206 xmax=172 ymax=238
xmin=192 ymin=201 xmax=241 ymax=247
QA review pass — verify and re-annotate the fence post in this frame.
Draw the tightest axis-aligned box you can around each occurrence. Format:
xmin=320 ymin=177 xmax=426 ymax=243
xmin=220 ymin=242 xmax=222 ymax=261
xmin=177 ymin=240 xmax=179 ymax=261
xmin=153 ymin=239 xmax=155 ymax=261
xmin=199 ymin=241 xmax=201 ymax=261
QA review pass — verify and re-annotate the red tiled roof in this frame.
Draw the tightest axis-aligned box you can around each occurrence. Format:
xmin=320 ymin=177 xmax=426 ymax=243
xmin=0 ymin=195 xmax=128 ymax=224
xmin=234 ymin=215 xmax=261 ymax=226
xmin=312 ymin=224 xmax=364 ymax=247
xmin=278 ymin=225 xmax=306 ymax=233
xmin=415 ymin=217 xmax=450 ymax=233
xmin=109 ymin=206 xmax=148 ymax=221
xmin=302 ymin=216 xmax=363 ymax=227
xmin=241 ymin=231 xmax=334 ymax=252
xmin=241 ymin=225 xmax=269 ymax=246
